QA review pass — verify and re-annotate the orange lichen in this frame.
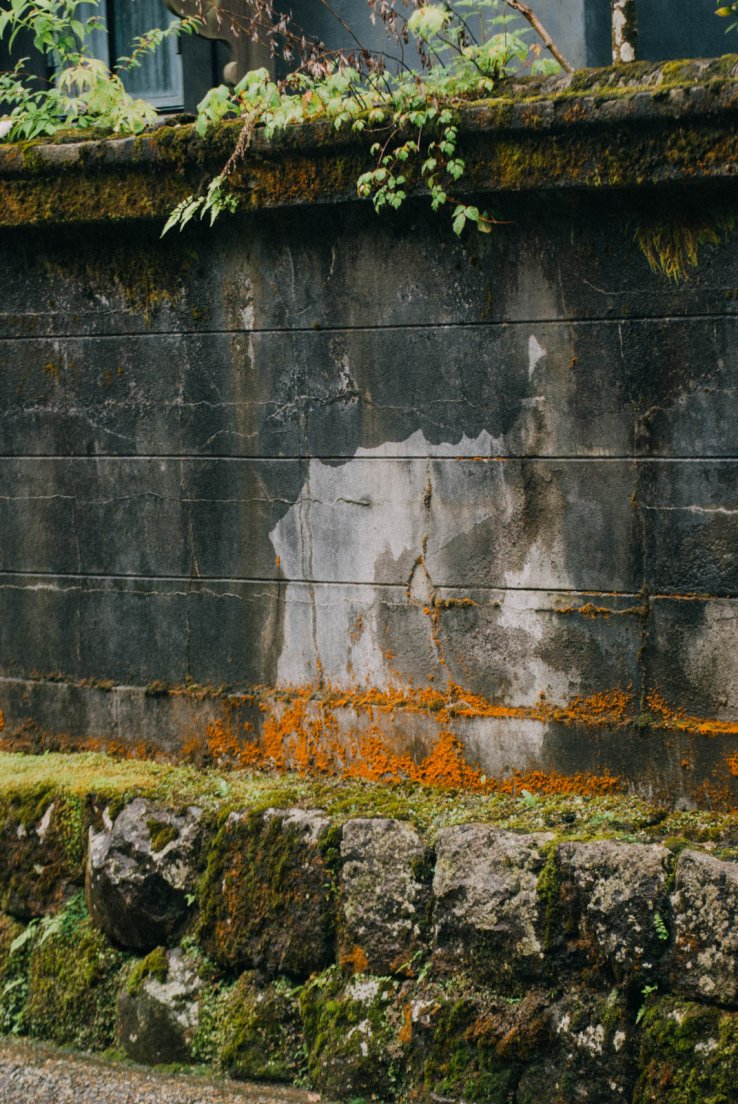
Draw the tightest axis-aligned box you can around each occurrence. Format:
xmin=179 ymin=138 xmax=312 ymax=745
xmin=398 ymin=1004 xmax=414 ymax=1045
xmin=557 ymin=688 xmax=633 ymax=725
xmin=3 ymin=669 xmax=737 ymax=802
xmin=646 ymin=691 xmax=738 ymax=737
xmin=555 ymin=602 xmax=646 ymax=620
xmin=340 ymin=945 xmax=369 ymax=975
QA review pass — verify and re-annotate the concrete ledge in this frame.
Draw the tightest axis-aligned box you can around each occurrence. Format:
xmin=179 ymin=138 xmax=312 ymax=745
xmin=2 ymin=56 xmax=738 ymax=227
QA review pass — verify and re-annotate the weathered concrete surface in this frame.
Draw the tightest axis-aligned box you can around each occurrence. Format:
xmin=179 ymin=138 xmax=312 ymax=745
xmin=2 ymin=64 xmax=738 ymax=804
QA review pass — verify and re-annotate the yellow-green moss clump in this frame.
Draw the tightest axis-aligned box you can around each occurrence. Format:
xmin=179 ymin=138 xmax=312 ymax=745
xmin=24 ymin=893 xmax=128 ymax=1049
xmin=125 ymin=945 xmax=169 ymax=996
xmin=146 ymin=820 xmax=179 ymax=852
xmin=0 ymin=786 xmax=86 ymax=919
xmin=300 ymin=967 xmax=404 ymax=1099
xmin=194 ymin=972 xmax=305 ymax=1082
xmin=634 ymin=997 xmax=738 ymax=1104
xmin=634 ymin=210 xmax=736 ymax=282
xmin=4 ymin=750 xmax=738 ymax=849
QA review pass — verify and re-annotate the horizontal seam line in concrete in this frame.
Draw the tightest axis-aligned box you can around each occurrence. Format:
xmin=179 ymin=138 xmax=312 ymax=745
xmin=0 ymin=571 xmax=735 ymax=600
xmin=2 ymin=311 xmax=738 ymax=340
xmin=1 ymin=455 xmax=737 ymax=463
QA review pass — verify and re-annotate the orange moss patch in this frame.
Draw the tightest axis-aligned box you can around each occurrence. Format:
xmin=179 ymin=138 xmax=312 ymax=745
xmin=3 ymin=676 xmax=737 ymax=800
xmin=340 ymin=945 xmax=370 ymax=975
xmin=398 ymin=1004 xmax=414 ymax=1045
xmin=647 ymin=691 xmax=738 ymax=737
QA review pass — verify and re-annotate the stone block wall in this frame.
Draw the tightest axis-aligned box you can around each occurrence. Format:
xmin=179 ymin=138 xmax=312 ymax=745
xmin=3 ymin=770 xmax=738 ymax=1103
xmin=1 ymin=60 xmax=738 ymax=804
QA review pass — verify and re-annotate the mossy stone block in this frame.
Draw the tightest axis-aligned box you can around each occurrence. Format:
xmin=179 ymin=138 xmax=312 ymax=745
xmin=25 ymin=893 xmax=127 ymax=1050
xmin=516 ymin=988 xmax=635 ymax=1104
xmin=433 ymin=827 xmax=553 ymax=987
xmin=198 ymin=807 xmax=336 ymax=979
xmin=0 ymin=788 xmax=85 ymax=920
xmin=208 ymin=972 xmax=305 ymax=1083
xmin=671 ymin=849 xmax=738 ymax=1005
xmin=407 ymin=983 xmax=549 ymax=1104
xmin=117 ymin=947 xmax=203 ymax=1065
xmin=339 ymin=817 xmax=432 ymax=976
xmin=300 ymin=968 xmax=405 ymax=1099
xmin=634 ymin=996 xmax=738 ymax=1104
xmin=86 ymin=797 xmax=203 ymax=952
xmin=557 ymin=840 xmax=671 ymax=986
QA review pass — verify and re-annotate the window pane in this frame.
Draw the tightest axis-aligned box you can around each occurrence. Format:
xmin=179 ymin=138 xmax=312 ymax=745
xmin=114 ymin=0 xmax=184 ymax=109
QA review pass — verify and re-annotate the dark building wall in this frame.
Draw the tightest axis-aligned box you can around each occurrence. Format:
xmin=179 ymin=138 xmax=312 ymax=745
xmin=287 ymin=0 xmax=737 ymax=69
xmin=1 ymin=63 xmax=738 ymax=803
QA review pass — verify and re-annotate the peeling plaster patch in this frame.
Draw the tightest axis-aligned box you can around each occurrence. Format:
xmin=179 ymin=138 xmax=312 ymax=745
xmin=270 ymin=431 xmax=493 ymax=685
xmin=528 ymin=335 xmax=547 ymax=378
xmin=354 ymin=428 xmax=501 ymax=458
xmin=241 ymin=301 xmax=255 ymax=330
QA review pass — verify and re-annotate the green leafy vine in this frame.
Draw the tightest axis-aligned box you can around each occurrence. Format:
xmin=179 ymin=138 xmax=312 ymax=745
xmin=164 ymin=2 xmax=562 ymax=237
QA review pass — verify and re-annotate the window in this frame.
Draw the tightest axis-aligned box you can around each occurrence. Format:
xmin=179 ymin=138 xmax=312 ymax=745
xmin=85 ymin=1 xmax=185 ymax=110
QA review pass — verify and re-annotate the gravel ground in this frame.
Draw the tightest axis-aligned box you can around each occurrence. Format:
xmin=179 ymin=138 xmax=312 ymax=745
xmin=0 ymin=1039 xmax=322 ymax=1104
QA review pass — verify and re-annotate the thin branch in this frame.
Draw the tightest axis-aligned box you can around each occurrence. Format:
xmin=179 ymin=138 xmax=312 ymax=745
xmin=502 ymin=0 xmax=574 ymax=73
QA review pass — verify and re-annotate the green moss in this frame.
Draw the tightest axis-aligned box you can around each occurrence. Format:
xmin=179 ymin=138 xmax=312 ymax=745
xmin=126 ymin=945 xmax=169 ymax=996
xmin=536 ymin=841 xmax=562 ymax=954
xmin=410 ymin=982 xmax=548 ymax=1104
xmin=634 ymin=997 xmax=738 ymax=1103
xmin=0 ymin=914 xmax=34 ymax=1035
xmin=197 ymin=809 xmax=335 ymax=977
xmin=0 ymin=786 xmax=87 ymax=919
xmin=24 ymin=893 xmax=127 ymax=1050
xmin=196 ymin=972 xmax=306 ymax=1082
xmin=3 ymin=750 xmax=738 ymax=849
xmin=147 ymin=819 xmax=179 ymax=852
xmin=300 ymin=967 xmax=404 ymax=1099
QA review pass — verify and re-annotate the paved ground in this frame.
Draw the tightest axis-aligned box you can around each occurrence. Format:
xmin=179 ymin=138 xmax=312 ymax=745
xmin=0 ymin=1039 xmax=322 ymax=1104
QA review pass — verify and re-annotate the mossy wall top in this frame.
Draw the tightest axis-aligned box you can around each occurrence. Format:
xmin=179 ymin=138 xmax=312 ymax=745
xmin=1 ymin=57 xmax=738 ymax=806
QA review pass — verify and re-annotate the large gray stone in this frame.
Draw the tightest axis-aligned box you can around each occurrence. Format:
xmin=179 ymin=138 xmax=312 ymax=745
xmin=558 ymin=840 xmax=671 ymax=984
xmin=516 ymin=989 xmax=635 ymax=1104
xmin=86 ymin=798 xmax=203 ymax=951
xmin=117 ymin=948 xmax=203 ymax=1065
xmin=432 ymin=826 xmax=553 ymax=984
xmin=670 ymin=848 xmax=738 ymax=1004
xmin=339 ymin=817 xmax=431 ymax=975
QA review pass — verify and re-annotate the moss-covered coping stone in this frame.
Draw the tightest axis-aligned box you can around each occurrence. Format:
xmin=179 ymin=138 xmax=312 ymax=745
xmin=1 ymin=56 xmax=738 ymax=228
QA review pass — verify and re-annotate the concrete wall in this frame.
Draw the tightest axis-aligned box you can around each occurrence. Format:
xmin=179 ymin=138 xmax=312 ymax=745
xmin=2 ymin=61 xmax=738 ymax=804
